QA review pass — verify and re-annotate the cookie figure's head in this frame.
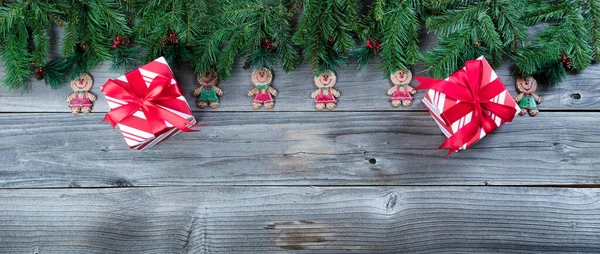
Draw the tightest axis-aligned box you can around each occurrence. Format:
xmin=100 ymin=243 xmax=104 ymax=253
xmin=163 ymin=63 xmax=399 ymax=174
xmin=251 ymin=68 xmax=273 ymax=86
xmin=390 ymin=69 xmax=412 ymax=85
xmin=71 ymin=73 xmax=93 ymax=92
xmin=516 ymin=76 xmax=537 ymax=94
xmin=198 ymin=70 xmax=217 ymax=86
xmin=314 ymin=70 xmax=336 ymax=88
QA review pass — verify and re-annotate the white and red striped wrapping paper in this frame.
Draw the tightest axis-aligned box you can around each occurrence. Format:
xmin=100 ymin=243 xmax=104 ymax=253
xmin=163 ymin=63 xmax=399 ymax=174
xmin=421 ymin=56 xmax=520 ymax=151
xmin=101 ymin=57 xmax=196 ymax=151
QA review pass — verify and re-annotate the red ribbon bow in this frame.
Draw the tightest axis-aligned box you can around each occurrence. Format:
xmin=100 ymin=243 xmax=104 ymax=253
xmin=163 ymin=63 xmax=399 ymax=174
xmin=415 ymin=58 xmax=516 ymax=155
xmin=102 ymin=69 xmax=197 ymax=134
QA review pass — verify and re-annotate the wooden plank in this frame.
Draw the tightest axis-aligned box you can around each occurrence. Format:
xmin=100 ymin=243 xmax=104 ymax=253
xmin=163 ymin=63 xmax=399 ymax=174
xmin=1 ymin=186 xmax=599 ymax=253
xmin=1 ymin=111 xmax=598 ymax=188
xmin=0 ymin=26 xmax=594 ymax=112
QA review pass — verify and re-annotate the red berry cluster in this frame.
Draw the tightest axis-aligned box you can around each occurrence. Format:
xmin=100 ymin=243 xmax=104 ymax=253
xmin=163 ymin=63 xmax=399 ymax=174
xmin=261 ymin=37 xmax=277 ymax=52
xmin=366 ymin=38 xmax=381 ymax=52
xmin=112 ymin=36 xmax=131 ymax=48
xmin=112 ymin=36 xmax=121 ymax=48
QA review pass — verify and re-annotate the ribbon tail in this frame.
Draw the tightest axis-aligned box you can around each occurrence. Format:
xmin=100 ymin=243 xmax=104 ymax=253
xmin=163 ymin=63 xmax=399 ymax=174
xmin=145 ymin=105 xmax=198 ymax=133
xmin=102 ymin=114 xmax=118 ymax=129
xmin=439 ymin=118 xmax=481 ymax=155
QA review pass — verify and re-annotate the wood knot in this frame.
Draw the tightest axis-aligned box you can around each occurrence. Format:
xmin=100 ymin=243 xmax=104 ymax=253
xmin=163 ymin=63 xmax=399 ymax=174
xmin=265 ymin=221 xmax=330 ymax=250
xmin=570 ymin=93 xmax=581 ymax=100
xmin=368 ymin=158 xmax=377 ymax=165
xmin=106 ymin=178 xmax=134 ymax=187
xmin=385 ymin=192 xmax=399 ymax=211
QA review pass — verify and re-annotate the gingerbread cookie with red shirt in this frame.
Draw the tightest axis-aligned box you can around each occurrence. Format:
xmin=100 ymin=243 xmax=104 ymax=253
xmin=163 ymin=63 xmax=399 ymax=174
xmin=311 ymin=70 xmax=340 ymax=110
xmin=248 ymin=68 xmax=278 ymax=109
xmin=66 ymin=73 xmax=97 ymax=114
xmin=387 ymin=69 xmax=416 ymax=107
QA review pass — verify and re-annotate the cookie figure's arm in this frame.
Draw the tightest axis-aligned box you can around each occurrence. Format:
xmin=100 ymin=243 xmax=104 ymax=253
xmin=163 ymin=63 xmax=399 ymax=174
xmin=66 ymin=93 xmax=74 ymax=102
xmin=386 ymin=86 xmax=396 ymax=96
xmin=406 ymin=85 xmax=416 ymax=94
xmin=193 ymin=87 xmax=203 ymax=96
xmin=514 ymin=93 xmax=524 ymax=102
xmin=248 ymin=88 xmax=257 ymax=97
xmin=214 ymin=86 xmax=224 ymax=96
xmin=532 ymin=93 xmax=542 ymax=103
xmin=311 ymin=90 xmax=319 ymax=99
xmin=331 ymin=88 xmax=341 ymax=97
xmin=87 ymin=92 xmax=97 ymax=102
xmin=268 ymin=86 xmax=278 ymax=96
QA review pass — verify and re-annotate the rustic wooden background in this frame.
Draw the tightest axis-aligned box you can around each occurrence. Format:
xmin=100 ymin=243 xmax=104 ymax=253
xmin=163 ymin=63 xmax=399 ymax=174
xmin=1 ymin=24 xmax=600 ymax=253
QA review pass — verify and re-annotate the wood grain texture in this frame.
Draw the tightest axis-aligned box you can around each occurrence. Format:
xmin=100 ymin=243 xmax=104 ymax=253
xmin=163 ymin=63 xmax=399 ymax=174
xmin=1 ymin=186 xmax=600 ymax=253
xmin=1 ymin=111 xmax=598 ymax=188
xmin=0 ymin=26 xmax=595 ymax=113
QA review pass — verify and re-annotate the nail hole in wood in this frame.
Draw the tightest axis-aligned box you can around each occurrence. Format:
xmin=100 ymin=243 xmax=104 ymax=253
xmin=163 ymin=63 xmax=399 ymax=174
xmin=571 ymin=93 xmax=581 ymax=99
xmin=368 ymin=158 xmax=377 ymax=165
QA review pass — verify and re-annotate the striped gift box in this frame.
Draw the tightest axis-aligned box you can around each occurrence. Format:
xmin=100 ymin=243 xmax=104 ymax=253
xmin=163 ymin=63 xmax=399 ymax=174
xmin=102 ymin=57 xmax=196 ymax=151
xmin=421 ymin=56 xmax=520 ymax=151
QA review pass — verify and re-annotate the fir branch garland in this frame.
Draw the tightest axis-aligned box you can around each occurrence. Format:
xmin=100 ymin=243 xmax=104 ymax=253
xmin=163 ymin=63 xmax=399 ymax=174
xmin=293 ymin=0 xmax=359 ymax=73
xmin=516 ymin=0 xmax=597 ymax=85
xmin=353 ymin=0 xmax=422 ymax=76
xmin=210 ymin=0 xmax=298 ymax=78
xmin=0 ymin=0 xmax=64 ymax=91
xmin=60 ymin=0 xmax=130 ymax=79
xmin=423 ymin=0 xmax=527 ymax=78
xmin=132 ymin=0 xmax=210 ymax=66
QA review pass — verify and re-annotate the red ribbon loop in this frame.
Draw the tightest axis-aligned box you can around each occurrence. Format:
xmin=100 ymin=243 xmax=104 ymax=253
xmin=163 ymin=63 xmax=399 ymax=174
xmin=102 ymin=69 xmax=197 ymax=134
xmin=414 ymin=58 xmax=516 ymax=155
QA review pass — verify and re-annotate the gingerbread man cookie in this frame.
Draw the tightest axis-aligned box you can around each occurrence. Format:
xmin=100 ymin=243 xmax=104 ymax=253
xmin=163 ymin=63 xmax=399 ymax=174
xmin=387 ymin=69 xmax=415 ymax=107
xmin=66 ymin=73 xmax=96 ymax=114
xmin=248 ymin=68 xmax=278 ymax=109
xmin=311 ymin=70 xmax=340 ymax=110
xmin=515 ymin=76 xmax=542 ymax=117
xmin=193 ymin=71 xmax=223 ymax=109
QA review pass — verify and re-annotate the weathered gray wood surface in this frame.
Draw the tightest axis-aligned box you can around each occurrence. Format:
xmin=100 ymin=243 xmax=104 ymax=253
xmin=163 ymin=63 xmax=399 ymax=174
xmin=2 ymin=187 xmax=600 ymax=253
xmin=1 ymin=21 xmax=600 ymax=254
xmin=0 ymin=112 xmax=599 ymax=188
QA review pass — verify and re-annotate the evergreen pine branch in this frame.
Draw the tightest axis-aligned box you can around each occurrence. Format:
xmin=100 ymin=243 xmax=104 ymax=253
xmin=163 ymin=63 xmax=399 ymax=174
xmin=43 ymin=57 xmax=72 ymax=89
xmin=110 ymin=45 xmax=141 ymax=73
xmin=422 ymin=29 xmax=475 ymax=78
xmin=426 ymin=4 xmax=482 ymax=37
xmin=30 ymin=22 xmax=50 ymax=67
xmin=516 ymin=0 xmax=594 ymax=84
xmin=380 ymin=0 xmax=420 ymax=75
xmin=1 ymin=29 xmax=32 ymax=91
xmin=424 ymin=0 xmax=527 ymax=78
xmin=565 ymin=6 xmax=593 ymax=70
xmin=351 ymin=46 xmax=376 ymax=69
xmin=476 ymin=12 xmax=503 ymax=66
xmin=522 ymin=1 xmax=567 ymax=25
xmin=514 ymin=42 xmax=562 ymax=76
xmin=293 ymin=0 xmax=359 ymax=73
xmin=425 ymin=0 xmax=477 ymax=13
xmin=218 ymin=29 xmax=247 ymax=78
xmin=541 ymin=62 xmax=568 ymax=86
xmin=133 ymin=0 xmax=209 ymax=67
xmin=268 ymin=2 xmax=298 ymax=72
xmin=490 ymin=0 xmax=527 ymax=53
xmin=584 ymin=0 xmax=600 ymax=62
xmin=0 ymin=1 xmax=24 ymax=36
xmin=0 ymin=0 xmax=64 ymax=90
